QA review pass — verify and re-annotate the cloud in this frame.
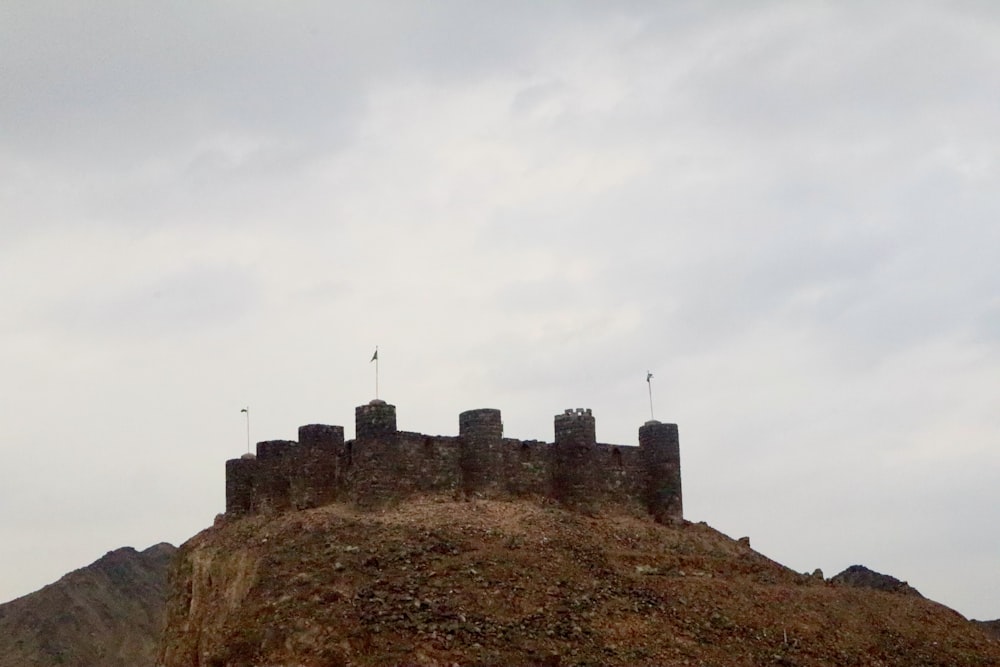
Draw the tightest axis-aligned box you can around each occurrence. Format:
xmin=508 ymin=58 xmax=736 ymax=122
xmin=40 ymin=263 xmax=258 ymax=340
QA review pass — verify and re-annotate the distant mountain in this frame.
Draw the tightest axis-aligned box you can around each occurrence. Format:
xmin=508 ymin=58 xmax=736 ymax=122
xmin=0 ymin=543 xmax=175 ymax=667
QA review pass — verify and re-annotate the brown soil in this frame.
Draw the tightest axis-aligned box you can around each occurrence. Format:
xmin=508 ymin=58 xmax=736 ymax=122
xmin=159 ymin=497 xmax=1000 ymax=666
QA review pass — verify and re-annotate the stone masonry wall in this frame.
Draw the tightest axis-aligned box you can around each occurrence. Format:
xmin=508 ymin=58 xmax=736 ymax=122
xmin=459 ymin=409 xmax=503 ymax=494
xmin=551 ymin=409 xmax=598 ymax=509
xmin=225 ymin=401 xmax=683 ymax=524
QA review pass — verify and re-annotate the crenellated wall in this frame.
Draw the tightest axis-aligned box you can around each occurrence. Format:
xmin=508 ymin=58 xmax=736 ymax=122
xmin=224 ymin=399 xmax=683 ymax=523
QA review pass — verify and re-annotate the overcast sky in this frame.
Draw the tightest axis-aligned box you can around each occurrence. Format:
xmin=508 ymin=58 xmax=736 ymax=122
xmin=1 ymin=1 xmax=998 ymax=620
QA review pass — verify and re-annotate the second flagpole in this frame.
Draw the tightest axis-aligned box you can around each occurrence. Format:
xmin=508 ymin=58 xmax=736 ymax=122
xmin=646 ymin=371 xmax=654 ymax=421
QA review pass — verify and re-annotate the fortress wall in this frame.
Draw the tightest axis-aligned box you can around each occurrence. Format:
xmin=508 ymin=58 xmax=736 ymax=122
xmin=500 ymin=438 xmax=551 ymax=496
xmin=288 ymin=447 xmax=336 ymax=510
xmin=595 ymin=444 xmax=628 ymax=499
xmin=295 ymin=425 xmax=346 ymax=508
xmin=615 ymin=445 xmax=646 ymax=501
xmin=345 ymin=436 xmax=396 ymax=507
xmin=392 ymin=432 xmax=463 ymax=494
xmin=225 ymin=402 xmax=683 ymax=523
xmin=346 ymin=433 xmax=463 ymax=506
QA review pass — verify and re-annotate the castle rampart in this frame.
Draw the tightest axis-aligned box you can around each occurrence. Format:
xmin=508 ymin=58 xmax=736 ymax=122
xmin=224 ymin=400 xmax=683 ymax=523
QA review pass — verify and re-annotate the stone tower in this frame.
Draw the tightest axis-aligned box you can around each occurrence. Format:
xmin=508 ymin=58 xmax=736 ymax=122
xmin=458 ymin=408 xmax=503 ymax=494
xmin=551 ymin=408 xmax=598 ymax=508
xmin=639 ymin=420 xmax=683 ymax=523
xmin=355 ymin=399 xmax=397 ymax=441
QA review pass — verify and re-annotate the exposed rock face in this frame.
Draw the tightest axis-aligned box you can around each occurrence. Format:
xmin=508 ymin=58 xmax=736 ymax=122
xmin=158 ymin=498 xmax=1000 ymax=666
xmin=0 ymin=543 xmax=176 ymax=667
xmin=830 ymin=564 xmax=924 ymax=597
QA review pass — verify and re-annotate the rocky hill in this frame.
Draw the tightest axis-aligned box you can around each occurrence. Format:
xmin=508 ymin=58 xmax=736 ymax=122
xmin=0 ymin=542 xmax=176 ymax=667
xmin=829 ymin=564 xmax=924 ymax=597
xmin=158 ymin=497 xmax=1000 ymax=666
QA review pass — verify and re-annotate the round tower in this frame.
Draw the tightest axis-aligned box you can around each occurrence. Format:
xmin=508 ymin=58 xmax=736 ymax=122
xmin=638 ymin=420 xmax=682 ymax=523
xmin=458 ymin=408 xmax=503 ymax=493
xmin=256 ymin=439 xmax=296 ymax=460
xmin=225 ymin=455 xmax=258 ymax=515
xmin=355 ymin=400 xmax=397 ymax=441
xmin=297 ymin=424 xmax=345 ymax=507
xmin=551 ymin=408 xmax=598 ymax=507
xmin=253 ymin=440 xmax=296 ymax=511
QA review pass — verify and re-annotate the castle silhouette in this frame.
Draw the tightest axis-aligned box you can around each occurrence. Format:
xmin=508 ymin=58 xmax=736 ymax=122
xmin=226 ymin=400 xmax=682 ymax=523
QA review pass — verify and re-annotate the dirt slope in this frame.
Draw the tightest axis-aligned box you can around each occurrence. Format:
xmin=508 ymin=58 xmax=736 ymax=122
xmin=159 ymin=498 xmax=1000 ymax=666
xmin=0 ymin=543 xmax=176 ymax=667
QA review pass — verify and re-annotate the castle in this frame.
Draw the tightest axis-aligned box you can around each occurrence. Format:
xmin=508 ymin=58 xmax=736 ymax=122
xmin=225 ymin=400 xmax=683 ymax=523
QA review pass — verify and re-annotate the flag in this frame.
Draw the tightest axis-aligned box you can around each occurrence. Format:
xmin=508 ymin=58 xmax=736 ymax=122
xmin=646 ymin=371 xmax=653 ymax=383
xmin=240 ymin=407 xmax=248 ymax=413
xmin=370 ymin=348 xmax=378 ymax=362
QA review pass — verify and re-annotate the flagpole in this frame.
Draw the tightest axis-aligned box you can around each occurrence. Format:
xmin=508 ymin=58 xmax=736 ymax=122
xmin=371 ymin=346 xmax=379 ymax=400
xmin=646 ymin=372 xmax=654 ymax=421
xmin=241 ymin=407 xmax=250 ymax=454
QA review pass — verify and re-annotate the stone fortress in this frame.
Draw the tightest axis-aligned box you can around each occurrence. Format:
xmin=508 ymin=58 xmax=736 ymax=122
xmin=225 ymin=399 xmax=683 ymax=523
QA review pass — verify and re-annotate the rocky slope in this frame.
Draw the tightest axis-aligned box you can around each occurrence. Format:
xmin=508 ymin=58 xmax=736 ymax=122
xmin=159 ymin=498 xmax=1000 ymax=666
xmin=974 ymin=619 xmax=1000 ymax=639
xmin=0 ymin=543 xmax=176 ymax=667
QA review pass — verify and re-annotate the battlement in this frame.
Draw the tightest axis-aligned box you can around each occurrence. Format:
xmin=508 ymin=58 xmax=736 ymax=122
xmin=225 ymin=401 xmax=683 ymax=523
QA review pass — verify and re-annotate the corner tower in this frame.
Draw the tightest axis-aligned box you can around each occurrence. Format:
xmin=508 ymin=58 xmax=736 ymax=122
xmin=638 ymin=420 xmax=682 ymax=523
xmin=225 ymin=454 xmax=258 ymax=515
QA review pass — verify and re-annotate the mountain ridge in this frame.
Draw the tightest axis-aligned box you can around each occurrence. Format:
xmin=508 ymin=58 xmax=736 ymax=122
xmin=0 ymin=542 xmax=176 ymax=667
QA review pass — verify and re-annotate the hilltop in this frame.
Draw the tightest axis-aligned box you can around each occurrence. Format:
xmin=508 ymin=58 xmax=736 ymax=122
xmin=0 ymin=542 xmax=175 ymax=667
xmin=158 ymin=497 xmax=1000 ymax=666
